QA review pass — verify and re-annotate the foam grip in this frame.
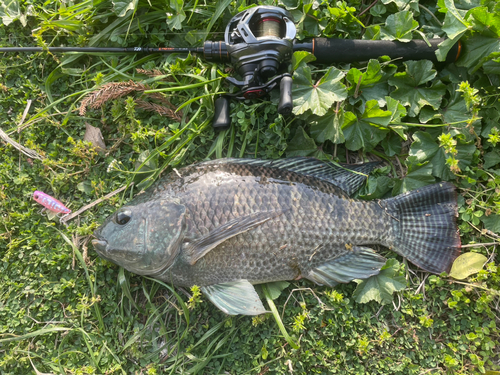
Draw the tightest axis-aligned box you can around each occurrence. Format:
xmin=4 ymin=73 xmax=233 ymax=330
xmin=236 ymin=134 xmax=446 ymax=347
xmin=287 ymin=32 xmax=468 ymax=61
xmin=212 ymin=96 xmax=231 ymax=130
xmin=278 ymin=76 xmax=293 ymax=115
xmin=311 ymin=38 xmax=460 ymax=64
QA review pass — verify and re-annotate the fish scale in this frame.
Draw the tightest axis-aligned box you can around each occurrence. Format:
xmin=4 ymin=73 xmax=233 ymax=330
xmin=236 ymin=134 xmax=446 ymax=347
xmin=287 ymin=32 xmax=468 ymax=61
xmin=93 ymin=158 xmax=460 ymax=315
xmin=162 ymin=164 xmax=389 ymax=286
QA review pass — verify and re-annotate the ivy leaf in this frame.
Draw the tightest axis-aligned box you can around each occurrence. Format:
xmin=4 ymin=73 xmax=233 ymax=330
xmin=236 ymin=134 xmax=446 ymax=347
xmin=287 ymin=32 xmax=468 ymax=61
xmin=292 ymin=66 xmax=347 ymax=116
xmin=380 ymin=11 xmax=419 ymax=42
xmin=286 ymin=126 xmax=317 ymax=157
xmin=309 ymin=109 xmax=345 ymax=144
xmin=392 ymin=158 xmax=435 ymax=195
xmin=389 ymin=60 xmax=447 ymax=117
xmin=167 ymin=0 xmax=186 ymax=30
xmin=112 ymin=0 xmax=138 ymax=17
xmin=353 ymin=259 xmax=406 ymax=305
xmin=342 ymin=100 xmax=392 ymax=151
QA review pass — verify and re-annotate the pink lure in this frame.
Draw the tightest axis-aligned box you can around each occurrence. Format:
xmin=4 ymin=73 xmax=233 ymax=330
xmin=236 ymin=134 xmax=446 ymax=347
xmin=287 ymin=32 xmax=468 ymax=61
xmin=33 ymin=191 xmax=71 ymax=214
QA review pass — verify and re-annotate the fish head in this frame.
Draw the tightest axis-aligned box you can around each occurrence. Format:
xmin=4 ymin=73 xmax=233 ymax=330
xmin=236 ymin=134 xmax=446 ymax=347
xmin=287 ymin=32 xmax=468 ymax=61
xmin=92 ymin=200 xmax=186 ymax=275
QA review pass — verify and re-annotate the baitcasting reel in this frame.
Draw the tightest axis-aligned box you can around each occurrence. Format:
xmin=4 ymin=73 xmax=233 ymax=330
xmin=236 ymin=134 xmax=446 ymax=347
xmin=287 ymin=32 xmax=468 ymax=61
xmin=211 ymin=6 xmax=297 ymax=130
xmin=1 ymin=5 xmax=462 ymax=131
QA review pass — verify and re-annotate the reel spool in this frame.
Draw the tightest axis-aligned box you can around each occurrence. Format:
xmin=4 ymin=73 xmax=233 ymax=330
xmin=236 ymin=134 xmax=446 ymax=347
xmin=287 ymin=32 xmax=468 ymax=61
xmin=212 ymin=6 xmax=296 ymax=130
xmin=224 ymin=6 xmax=296 ymax=88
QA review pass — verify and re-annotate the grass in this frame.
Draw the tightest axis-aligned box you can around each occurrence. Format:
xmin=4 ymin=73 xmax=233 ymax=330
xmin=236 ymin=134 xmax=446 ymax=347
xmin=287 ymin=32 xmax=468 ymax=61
xmin=1 ymin=0 xmax=500 ymax=374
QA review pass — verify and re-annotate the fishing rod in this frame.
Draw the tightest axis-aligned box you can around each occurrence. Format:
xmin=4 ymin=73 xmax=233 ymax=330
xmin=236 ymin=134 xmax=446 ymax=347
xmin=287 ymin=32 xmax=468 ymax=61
xmin=1 ymin=6 xmax=461 ymax=130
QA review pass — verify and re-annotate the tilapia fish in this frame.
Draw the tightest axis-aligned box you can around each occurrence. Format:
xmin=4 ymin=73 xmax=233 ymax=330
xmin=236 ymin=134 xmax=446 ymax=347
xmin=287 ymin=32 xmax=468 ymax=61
xmin=92 ymin=158 xmax=461 ymax=315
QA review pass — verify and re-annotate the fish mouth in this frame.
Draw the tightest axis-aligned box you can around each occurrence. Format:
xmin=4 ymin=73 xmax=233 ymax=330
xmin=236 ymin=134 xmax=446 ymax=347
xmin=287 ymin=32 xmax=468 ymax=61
xmin=92 ymin=239 xmax=108 ymax=254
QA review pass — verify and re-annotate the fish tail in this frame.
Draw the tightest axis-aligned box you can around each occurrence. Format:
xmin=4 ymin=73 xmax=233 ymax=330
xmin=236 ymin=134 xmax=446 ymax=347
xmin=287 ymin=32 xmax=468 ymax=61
xmin=382 ymin=182 xmax=461 ymax=274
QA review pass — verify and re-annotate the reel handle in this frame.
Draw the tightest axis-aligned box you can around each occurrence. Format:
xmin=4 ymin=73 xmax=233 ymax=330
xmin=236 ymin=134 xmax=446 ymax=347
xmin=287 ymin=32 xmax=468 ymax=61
xmin=278 ymin=75 xmax=293 ymax=115
xmin=294 ymin=38 xmax=461 ymax=64
xmin=213 ymin=96 xmax=231 ymax=130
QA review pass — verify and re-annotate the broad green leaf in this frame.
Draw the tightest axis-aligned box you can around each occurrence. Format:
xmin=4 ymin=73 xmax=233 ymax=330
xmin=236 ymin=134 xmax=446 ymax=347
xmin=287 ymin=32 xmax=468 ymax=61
xmin=264 ymin=281 xmax=290 ymax=300
xmin=380 ymin=11 xmax=419 ymax=42
xmin=112 ymin=0 xmax=138 ymax=17
xmin=291 ymin=51 xmax=317 ymax=71
xmin=392 ymin=159 xmax=435 ymax=194
xmin=481 ymin=214 xmax=500 ymax=234
xmin=381 ymin=132 xmax=403 ymax=156
xmin=419 ymin=89 xmax=472 ymax=126
xmin=469 ymin=6 xmax=500 ymax=37
xmin=342 ymin=100 xmax=392 ymax=151
xmin=309 ymin=109 xmax=345 ymax=144
xmin=484 ymin=151 xmax=500 ymax=169
xmin=449 ymin=253 xmax=487 ymax=279
xmin=439 ymin=0 xmax=471 ymax=39
xmin=381 ymin=0 xmax=419 ymax=11
xmin=359 ymin=175 xmax=393 ymax=200
xmin=389 ymin=61 xmax=447 ymax=117
xmin=286 ymin=126 xmax=317 ymax=157
xmin=457 ymin=35 xmax=500 ymax=72
xmin=347 ymin=60 xmax=395 ymax=108
xmin=292 ymin=66 xmax=347 ymax=116
xmin=409 ymin=131 xmax=475 ymax=180
xmin=0 ymin=0 xmax=23 ymax=26
xmin=353 ymin=259 xmax=406 ymax=305
xmin=167 ymin=0 xmax=186 ymax=30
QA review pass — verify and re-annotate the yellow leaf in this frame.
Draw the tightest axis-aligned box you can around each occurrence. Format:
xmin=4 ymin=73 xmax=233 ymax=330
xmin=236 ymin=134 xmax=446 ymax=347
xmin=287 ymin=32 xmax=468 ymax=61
xmin=449 ymin=253 xmax=487 ymax=280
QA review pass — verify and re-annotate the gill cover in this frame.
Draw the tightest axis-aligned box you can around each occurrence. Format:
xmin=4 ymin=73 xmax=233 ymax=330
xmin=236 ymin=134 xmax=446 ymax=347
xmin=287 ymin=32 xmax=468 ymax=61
xmin=93 ymin=200 xmax=186 ymax=275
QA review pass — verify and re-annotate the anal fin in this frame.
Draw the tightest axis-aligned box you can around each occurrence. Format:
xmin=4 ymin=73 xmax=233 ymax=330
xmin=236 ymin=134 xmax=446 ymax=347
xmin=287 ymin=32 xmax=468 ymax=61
xmin=201 ymin=280 xmax=268 ymax=316
xmin=307 ymin=246 xmax=386 ymax=287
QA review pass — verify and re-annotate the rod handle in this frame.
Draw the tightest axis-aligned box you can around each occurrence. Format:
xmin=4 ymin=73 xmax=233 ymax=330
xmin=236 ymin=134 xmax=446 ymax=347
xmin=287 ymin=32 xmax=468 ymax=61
xmin=295 ymin=38 xmax=461 ymax=64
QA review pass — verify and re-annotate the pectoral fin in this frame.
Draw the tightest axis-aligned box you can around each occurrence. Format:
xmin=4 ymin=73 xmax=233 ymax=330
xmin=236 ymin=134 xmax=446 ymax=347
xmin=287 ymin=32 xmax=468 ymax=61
xmin=186 ymin=210 xmax=285 ymax=265
xmin=201 ymin=280 xmax=268 ymax=315
xmin=307 ymin=246 xmax=387 ymax=287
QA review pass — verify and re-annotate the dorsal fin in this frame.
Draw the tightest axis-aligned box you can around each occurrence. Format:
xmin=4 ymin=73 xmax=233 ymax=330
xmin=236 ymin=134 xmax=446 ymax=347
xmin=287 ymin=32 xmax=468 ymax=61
xmin=226 ymin=157 xmax=382 ymax=196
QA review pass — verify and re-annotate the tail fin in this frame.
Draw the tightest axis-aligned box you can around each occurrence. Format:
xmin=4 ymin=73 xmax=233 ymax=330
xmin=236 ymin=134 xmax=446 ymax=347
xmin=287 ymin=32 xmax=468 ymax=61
xmin=382 ymin=182 xmax=461 ymax=274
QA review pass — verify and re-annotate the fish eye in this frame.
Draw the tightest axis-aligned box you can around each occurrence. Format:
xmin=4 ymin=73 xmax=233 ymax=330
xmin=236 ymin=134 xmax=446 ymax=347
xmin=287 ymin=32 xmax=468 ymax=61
xmin=116 ymin=209 xmax=132 ymax=225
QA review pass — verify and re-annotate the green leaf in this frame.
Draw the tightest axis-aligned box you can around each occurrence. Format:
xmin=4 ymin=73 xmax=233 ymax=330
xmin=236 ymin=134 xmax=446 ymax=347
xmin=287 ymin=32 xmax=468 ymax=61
xmin=359 ymin=175 xmax=394 ymax=200
xmin=167 ymin=0 xmax=186 ymax=30
xmin=409 ymin=131 xmax=475 ymax=180
xmin=457 ymin=35 xmax=500 ymax=72
xmin=389 ymin=61 xmax=447 ymax=117
xmin=352 ymin=259 xmax=406 ymax=305
xmin=309 ymin=109 xmax=345 ymax=144
xmin=392 ymin=159 xmax=435 ymax=194
xmin=77 ymin=180 xmax=93 ymax=195
xmin=469 ymin=6 xmax=500 ymax=37
xmin=286 ymin=126 xmax=317 ymax=157
xmin=342 ymin=100 xmax=392 ymax=151
xmin=292 ymin=66 xmax=347 ymax=116
xmin=449 ymin=253 xmax=487 ymax=279
xmin=381 ymin=132 xmax=403 ymax=156
xmin=481 ymin=214 xmax=500 ymax=234
xmin=291 ymin=51 xmax=317 ymax=71
xmin=484 ymin=151 xmax=500 ymax=169
xmin=112 ymin=0 xmax=138 ymax=17
xmin=264 ymin=281 xmax=290 ymax=300
xmin=439 ymin=0 xmax=471 ymax=39
xmin=380 ymin=11 xmax=419 ymax=42
xmin=0 ymin=0 xmax=24 ymax=26
xmin=419 ymin=89 xmax=472 ymax=126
